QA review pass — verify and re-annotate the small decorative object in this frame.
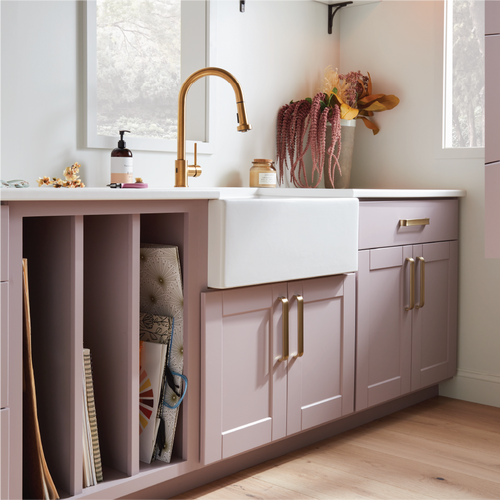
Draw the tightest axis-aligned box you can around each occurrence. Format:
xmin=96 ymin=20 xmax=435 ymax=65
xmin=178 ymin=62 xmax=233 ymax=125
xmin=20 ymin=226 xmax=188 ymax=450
xmin=277 ymin=68 xmax=399 ymax=188
xmin=37 ymin=162 xmax=85 ymax=188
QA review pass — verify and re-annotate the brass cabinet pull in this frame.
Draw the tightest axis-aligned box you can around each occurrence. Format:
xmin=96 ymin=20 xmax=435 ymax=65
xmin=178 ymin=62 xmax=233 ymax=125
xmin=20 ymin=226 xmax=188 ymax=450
xmin=416 ymin=256 xmax=425 ymax=309
xmin=399 ymin=218 xmax=430 ymax=227
xmin=294 ymin=295 xmax=304 ymax=358
xmin=279 ymin=297 xmax=289 ymax=361
xmin=405 ymin=258 xmax=415 ymax=311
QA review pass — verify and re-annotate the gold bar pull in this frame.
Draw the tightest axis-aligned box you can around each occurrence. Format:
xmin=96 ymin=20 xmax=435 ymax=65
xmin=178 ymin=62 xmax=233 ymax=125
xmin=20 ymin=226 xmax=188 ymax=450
xmin=416 ymin=256 xmax=425 ymax=309
xmin=294 ymin=295 xmax=304 ymax=358
xmin=279 ymin=297 xmax=289 ymax=361
xmin=399 ymin=218 xmax=430 ymax=227
xmin=405 ymin=257 xmax=415 ymax=311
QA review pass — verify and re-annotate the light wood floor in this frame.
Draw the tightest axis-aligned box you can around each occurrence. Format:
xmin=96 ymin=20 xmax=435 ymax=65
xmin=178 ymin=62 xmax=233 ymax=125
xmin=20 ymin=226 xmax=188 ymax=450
xmin=174 ymin=396 xmax=500 ymax=499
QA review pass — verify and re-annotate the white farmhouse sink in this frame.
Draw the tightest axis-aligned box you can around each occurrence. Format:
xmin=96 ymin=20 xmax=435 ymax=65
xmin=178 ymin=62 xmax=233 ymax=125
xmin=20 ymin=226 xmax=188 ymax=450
xmin=207 ymin=194 xmax=359 ymax=288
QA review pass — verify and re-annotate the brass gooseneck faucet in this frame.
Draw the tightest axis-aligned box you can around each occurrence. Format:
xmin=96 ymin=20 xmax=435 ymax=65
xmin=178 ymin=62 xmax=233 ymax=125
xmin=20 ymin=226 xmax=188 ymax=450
xmin=175 ymin=67 xmax=252 ymax=187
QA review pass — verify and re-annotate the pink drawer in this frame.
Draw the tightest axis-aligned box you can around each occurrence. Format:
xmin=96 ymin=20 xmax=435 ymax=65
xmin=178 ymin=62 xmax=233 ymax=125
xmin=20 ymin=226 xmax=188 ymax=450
xmin=0 ymin=408 xmax=8 ymax=500
xmin=0 ymin=283 xmax=7 ymax=409
xmin=359 ymin=199 xmax=459 ymax=250
xmin=0 ymin=206 xmax=7 ymax=282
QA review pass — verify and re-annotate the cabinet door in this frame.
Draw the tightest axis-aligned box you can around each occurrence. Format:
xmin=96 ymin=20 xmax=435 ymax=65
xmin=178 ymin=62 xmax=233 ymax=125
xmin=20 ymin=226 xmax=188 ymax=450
xmin=286 ymin=274 xmax=355 ymax=435
xmin=356 ymin=247 xmax=412 ymax=411
xmin=411 ymin=241 xmax=458 ymax=390
xmin=201 ymin=283 xmax=287 ymax=465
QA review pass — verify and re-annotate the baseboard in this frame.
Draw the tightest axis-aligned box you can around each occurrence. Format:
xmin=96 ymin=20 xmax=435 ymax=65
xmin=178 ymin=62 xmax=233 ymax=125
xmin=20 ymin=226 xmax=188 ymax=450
xmin=439 ymin=369 xmax=500 ymax=408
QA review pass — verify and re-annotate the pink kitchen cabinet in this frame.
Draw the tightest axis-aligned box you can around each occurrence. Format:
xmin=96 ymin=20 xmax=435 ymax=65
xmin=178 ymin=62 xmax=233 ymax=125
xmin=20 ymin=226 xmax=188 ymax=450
xmin=485 ymin=2 xmax=500 ymax=256
xmin=201 ymin=273 xmax=355 ymax=465
xmin=356 ymin=200 xmax=459 ymax=411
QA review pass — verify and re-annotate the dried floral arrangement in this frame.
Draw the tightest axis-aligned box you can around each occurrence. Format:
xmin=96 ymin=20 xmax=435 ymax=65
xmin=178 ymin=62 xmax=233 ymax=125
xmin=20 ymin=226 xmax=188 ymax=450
xmin=37 ymin=162 xmax=85 ymax=188
xmin=277 ymin=67 xmax=400 ymax=188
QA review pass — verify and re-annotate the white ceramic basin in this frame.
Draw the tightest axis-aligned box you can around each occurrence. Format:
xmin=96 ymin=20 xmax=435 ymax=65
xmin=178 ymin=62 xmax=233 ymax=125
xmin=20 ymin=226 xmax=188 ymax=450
xmin=207 ymin=194 xmax=359 ymax=288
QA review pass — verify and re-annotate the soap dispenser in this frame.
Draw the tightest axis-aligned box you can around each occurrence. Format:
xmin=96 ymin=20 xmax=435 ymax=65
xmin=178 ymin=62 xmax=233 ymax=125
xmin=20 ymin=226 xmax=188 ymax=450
xmin=111 ymin=130 xmax=133 ymax=184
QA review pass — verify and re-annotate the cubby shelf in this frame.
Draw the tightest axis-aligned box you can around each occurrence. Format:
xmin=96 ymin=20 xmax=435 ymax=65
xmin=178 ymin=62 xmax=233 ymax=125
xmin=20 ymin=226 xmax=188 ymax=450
xmin=5 ymin=199 xmax=209 ymax=500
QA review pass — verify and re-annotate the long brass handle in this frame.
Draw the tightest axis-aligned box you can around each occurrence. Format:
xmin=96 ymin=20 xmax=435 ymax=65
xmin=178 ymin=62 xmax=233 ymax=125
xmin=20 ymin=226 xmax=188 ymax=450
xmin=416 ymin=256 xmax=425 ymax=309
xmin=279 ymin=297 xmax=289 ymax=361
xmin=400 ymin=218 xmax=430 ymax=227
xmin=294 ymin=295 xmax=304 ymax=358
xmin=405 ymin=258 xmax=415 ymax=311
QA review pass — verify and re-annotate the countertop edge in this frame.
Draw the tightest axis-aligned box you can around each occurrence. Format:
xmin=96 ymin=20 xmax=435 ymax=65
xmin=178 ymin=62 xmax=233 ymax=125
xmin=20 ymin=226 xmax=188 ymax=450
xmin=0 ymin=187 xmax=467 ymax=202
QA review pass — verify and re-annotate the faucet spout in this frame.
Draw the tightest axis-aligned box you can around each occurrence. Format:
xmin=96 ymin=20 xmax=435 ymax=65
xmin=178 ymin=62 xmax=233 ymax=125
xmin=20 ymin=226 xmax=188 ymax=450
xmin=175 ymin=67 xmax=252 ymax=187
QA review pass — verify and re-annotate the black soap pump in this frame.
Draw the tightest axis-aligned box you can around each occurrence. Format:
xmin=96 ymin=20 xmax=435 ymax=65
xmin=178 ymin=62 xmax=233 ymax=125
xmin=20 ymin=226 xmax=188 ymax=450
xmin=111 ymin=130 xmax=133 ymax=184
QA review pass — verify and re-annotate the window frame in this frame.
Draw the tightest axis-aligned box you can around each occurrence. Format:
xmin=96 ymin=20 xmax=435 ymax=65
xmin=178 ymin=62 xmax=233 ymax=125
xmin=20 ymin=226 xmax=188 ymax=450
xmin=84 ymin=0 xmax=215 ymax=154
xmin=435 ymin=0 xmax=485 ymax=160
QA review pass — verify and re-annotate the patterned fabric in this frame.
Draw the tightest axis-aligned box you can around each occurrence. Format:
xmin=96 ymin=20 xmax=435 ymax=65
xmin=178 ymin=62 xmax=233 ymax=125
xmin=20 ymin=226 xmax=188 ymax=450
xmin=140 ymin=244 xmax=184 ymax=463
xmin=139 ymin=312 xmax=173 ymax=345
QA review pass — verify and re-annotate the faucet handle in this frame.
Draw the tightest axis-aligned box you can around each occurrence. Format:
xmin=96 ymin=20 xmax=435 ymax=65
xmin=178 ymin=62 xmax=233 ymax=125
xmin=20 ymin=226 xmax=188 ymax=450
xmin=187 ymin=142 xmax=202 ymax=178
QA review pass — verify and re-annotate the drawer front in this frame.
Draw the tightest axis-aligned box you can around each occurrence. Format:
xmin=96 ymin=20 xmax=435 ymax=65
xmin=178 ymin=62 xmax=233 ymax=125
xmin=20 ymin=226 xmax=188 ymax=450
xmin=0 ymin=283 xmax=7 ymax=409
xmin=0 ymin=206 xmax=7 ymax=282
xmin=0 ymin=408 xmax=8 ymax=500
xmin=359 ymin=199 xmax=459 ymax=250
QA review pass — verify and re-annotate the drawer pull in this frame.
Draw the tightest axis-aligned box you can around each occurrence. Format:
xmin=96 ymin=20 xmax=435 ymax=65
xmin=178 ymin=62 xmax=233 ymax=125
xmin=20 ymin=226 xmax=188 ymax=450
xmin=405 ymin=258 xmax=415 ymax=311
xmin=278 ymin=297 xmax=289 ymax=361
xmin=294 ymin=295 xmax=304 ymax=358
xmin=399 ymin=218 xmax=430 ymax=227
xmin=416 ymin=256 xmax=425 ymax=309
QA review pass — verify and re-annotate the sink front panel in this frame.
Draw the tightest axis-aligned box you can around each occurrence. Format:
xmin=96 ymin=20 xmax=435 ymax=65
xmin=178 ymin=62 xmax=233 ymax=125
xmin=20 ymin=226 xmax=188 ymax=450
xmin=208 ymin=197 xmax=359 ymax=288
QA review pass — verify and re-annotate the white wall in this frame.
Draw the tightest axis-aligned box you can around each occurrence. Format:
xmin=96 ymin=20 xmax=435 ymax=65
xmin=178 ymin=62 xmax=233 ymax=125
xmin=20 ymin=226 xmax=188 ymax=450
xmin=0 ymin=0 xmax=339 ymax=187
xmin=2 ymin=1 xmax=499 ymax=407
xmin=341 ymin=1 xmax=500 ymax=407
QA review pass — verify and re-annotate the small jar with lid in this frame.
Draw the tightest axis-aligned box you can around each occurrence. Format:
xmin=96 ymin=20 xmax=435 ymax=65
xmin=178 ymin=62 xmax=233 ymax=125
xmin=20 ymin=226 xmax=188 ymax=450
xmin=249 ymin=159 xmax=277 ymax=188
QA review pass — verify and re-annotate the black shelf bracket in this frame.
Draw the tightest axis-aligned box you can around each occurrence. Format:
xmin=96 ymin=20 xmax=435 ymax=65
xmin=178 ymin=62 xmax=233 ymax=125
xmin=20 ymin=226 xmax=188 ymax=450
xmin=328 ymin=1 xmax=353 ymax=34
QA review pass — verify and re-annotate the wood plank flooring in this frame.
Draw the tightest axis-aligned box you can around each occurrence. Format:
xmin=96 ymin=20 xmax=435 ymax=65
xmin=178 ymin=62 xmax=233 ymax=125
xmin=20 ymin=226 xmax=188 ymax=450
xmin=174 ymin=396 xmax=500 ymax=499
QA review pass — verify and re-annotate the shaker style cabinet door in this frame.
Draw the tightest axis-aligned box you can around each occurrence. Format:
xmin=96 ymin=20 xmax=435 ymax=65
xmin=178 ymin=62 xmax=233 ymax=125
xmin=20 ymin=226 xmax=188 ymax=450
xmin=356 ymin=247 xmax=413 ymax=412
xmin=201 ymin=283 xmax=287 ymax=465
xmin=286 ymin=274 xmax=355 ymax=435
xmin=201 ymin=274 xmax=356 ymax=465
xmin=411 ymin=241 xmax=458 ymax=390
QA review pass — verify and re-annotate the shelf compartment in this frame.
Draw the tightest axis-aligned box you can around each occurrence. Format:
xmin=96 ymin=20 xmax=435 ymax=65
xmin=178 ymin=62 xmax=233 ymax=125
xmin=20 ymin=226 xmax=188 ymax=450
xmin=84 ymin=214 xmax=141 ymax=480
xmin=140 ymin=212 xmax=186 ymax=465
xmin=23 ymin=215 xmax=84 ymax=498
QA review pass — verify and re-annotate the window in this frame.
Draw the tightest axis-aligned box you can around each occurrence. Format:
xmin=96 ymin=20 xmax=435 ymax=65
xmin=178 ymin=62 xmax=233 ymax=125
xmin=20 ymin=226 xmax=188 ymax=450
xmin=86 ymin=0 xmax=212 ymax=153
xmin=442 ymin=0 xmax=484 ymax=152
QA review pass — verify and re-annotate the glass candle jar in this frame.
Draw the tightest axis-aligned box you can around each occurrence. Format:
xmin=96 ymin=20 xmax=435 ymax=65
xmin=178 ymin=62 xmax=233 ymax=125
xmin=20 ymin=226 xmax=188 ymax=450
xmin=249 ymin=159 xmax=277 ymax=188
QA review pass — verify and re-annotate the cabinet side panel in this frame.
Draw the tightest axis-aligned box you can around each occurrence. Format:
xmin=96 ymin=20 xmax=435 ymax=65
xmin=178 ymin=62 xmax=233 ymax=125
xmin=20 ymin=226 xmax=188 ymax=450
xmin=0 ymin=408 xmax=9 ymax=500
xmin=200 ymin=292 xmax=223 ymax=465
xmin=1 ymin=206 xmax=8 ymax=282
xmin=486 ymin=36 xmax=500 ymax=163
xmin=485 ymin=163 xmax=500 ymax=258
xmin=486 ymin=0 xmax=500 ymax=34
xmin=1 ymin=283 xmax=8 ymax=409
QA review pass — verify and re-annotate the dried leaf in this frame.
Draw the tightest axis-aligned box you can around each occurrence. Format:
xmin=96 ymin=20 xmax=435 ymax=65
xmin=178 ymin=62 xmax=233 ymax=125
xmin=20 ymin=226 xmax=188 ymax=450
xmin=357 ymin=116 xmax=380 ymax=135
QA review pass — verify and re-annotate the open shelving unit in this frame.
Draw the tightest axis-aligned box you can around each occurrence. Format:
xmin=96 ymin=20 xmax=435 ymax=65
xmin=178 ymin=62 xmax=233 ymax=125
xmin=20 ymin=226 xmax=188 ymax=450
xmin=6 ymin=199 xmax=209 ymax=499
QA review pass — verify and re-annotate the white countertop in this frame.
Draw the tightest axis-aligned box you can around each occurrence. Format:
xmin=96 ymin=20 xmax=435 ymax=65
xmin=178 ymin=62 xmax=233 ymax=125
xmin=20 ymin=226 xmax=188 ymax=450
xmin=0 ymin=186 xmax=467 ymax=202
